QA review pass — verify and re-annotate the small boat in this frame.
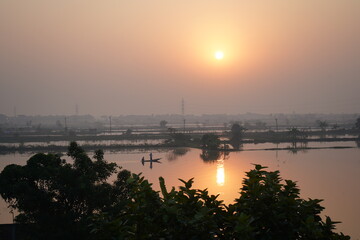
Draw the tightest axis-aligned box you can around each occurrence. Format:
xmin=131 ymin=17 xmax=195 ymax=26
xmin=141 ymin=153 xmax=161 ymax=168
xmin=141 ymin=158 xmax=161 ymax=162
xmin=141 ymin=156 xmax=162 ymax=166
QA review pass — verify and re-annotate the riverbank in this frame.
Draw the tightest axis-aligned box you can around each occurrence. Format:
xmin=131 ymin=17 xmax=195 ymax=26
xmin=0 ymin=127 xmax=358 ymax=153
xmin=0 ymin=139 xmax=357 ymax=154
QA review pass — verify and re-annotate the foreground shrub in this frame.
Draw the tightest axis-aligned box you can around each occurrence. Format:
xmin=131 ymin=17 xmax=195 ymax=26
xmin=227 ymin=165 xmax=349 ymax=240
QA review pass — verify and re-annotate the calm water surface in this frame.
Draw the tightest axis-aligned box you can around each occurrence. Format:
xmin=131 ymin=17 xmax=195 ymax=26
xmin=0 ymin=143 xmax=359 ymax=239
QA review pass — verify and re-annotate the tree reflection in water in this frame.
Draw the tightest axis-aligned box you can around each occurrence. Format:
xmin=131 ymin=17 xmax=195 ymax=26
xmin=166 ymin=148 xmax=190 ymax=161
xmin=200 ymin=149 xmax=229 ymax=163
xmin=287 ymin=141 xmax=308 ymax=154
xmin=199 ymin=149 xmax=229 ymax=187
xmin=229 ymin=140 xmax=243 ymax=151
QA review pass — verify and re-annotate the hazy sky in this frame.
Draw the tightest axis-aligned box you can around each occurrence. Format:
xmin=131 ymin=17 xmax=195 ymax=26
xmin=1 ymin=1 xmax=359 ymax=116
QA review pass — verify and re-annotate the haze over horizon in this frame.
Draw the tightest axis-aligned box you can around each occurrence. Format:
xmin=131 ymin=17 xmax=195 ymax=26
xmin=1 ymin=1 xmax=359 ymax=116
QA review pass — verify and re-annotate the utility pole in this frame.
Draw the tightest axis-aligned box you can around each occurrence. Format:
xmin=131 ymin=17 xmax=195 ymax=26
xmin=13 ymin=106 xmax=17 ymax=133
xmin=182 ymin=98 xmax=185 ymax=133
xmin=75 ymin=104 xmax=79 ymax=115
xmin=275 ymin=118 xmax=278 ymax=132
xmin=109 ymin=116 xmax=112 ymax=134
xmin=64 ymin=116 xmax=68 ymax=132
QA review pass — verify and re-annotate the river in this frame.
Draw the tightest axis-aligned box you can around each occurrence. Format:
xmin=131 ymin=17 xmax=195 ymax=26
xmin=0 ymin=142 xmax=359 ymax=239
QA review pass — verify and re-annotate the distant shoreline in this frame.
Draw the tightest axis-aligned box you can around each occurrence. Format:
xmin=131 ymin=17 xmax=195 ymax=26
xmin=0 ymin=138 xmax=358 ymax=154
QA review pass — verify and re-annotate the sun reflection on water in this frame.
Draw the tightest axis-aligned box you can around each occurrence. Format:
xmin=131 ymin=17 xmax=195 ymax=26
xmin=216 ymin=159 xmax=225 ymax=186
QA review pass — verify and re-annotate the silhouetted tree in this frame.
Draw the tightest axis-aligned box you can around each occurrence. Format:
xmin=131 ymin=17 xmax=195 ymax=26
xmin=160 ymin=120 xmax=168 ymax=128
xmin=288 ymin=127 xmax=301 ymax=141
xmin=316 ymin=120 xmax=329 ymax=132
xmin=230 ymin=123 xmax=245 ymax=141
xmin=355 ymin=117 xmax=360 ymax=130
xmin=167 ymin=127 xmax=176 ymax=134
xmin=0 ymin=142 xmax=120 ymax=239
xmin=229 ymin=123 xmax=245 ymax=150
xmin=201 ymin=133 xmax=221 ymax=150
xmin=229 ymin=165 xmax=348 ymax=239
xmin=55 ymin=120 xmax=63 ymax=128
xmin=230 ymin=140 xmax=243 ymax=150
xmin=125 ymin=128 xmax=132 ymax=136
xmin=355 ymin=139 xmax=360 ymax=148
xmin=167 ymin=133 xmax=192 ymax=146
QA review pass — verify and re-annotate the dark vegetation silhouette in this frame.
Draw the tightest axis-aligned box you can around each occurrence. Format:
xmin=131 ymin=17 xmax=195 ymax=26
xmin=285 ymin=127 xmax=309 ymax=154
xmin=1 ymin=117 xmax=360 ymax=153
xmin=354 ymin=117 xmax=360 ymax=144
xmin=317 ymin=120 xmax=329 ymax=132
xmin=201 ymin=133 xmax=221 ymax=150
xmin=200 ymin=149 xmax=229 ymax=163
xmin=288 ymin=127 xmax=302 ymax=141
xmin=0 ymin=142 xmax=350 ymax=239
xmin=353 ymin=117 xmax=360 ymax=147
xmin=160 ymin=120 xmax=168 ymax=128
xmin=355 ymin=140 xmax=360 ymax=148
xmin=229 ymin=123 xmax=245 ymax=150
xmin=355 ymin=117 xmax=360 ymax=130
xmin=166 ymin=132 xmax=192 ymax=146
xmin=230 ymin=123 xmax=245 ymax=141
xmin=125 ymin=128 xmax=133 ymax=136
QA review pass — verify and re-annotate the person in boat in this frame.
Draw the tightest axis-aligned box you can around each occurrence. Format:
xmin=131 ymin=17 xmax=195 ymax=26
xmin=149 ymin=152 xmax=153 ymax=161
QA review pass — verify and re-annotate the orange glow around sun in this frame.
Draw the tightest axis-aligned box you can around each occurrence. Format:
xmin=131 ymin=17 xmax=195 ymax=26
xmin=215 ymin=51 xmax=224 ymax=60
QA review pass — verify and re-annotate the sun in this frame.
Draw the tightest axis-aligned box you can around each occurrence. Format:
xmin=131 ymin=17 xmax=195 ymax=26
xmin=214 ymin=51 xmax=224 ymax=60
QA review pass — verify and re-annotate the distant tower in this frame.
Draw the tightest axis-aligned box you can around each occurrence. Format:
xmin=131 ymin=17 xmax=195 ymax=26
xmin=182 ymin=98 xmax=185 ymax=132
